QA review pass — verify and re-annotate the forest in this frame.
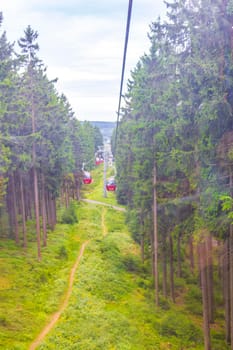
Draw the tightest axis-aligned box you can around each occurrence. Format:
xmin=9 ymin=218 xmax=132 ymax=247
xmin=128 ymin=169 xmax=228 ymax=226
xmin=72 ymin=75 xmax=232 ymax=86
xmin=1 ymin=0 xmax=233 ymax=349
xmin=114 ymin=0 xmax=233 ymax=349
xmin=0 ymin=13 xmax=103 ymax=258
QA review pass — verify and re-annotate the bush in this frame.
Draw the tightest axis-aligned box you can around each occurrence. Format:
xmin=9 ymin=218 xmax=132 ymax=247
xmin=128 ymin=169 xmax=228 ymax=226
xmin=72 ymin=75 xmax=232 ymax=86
xmin=57 ymin=245 xmax=68 ymax=260
xmin=0 ymin=315 xmax=7 ymax=326
xmin=159 ymin=296 xmax=171 ymax=311
xmin=185 ymin=285 xmax=203 ymax=315
xmin=122 ymin=254 xmax=142 ymax=272
xmin=61 ymin=201 xmax=78 ymax=224
xmin=160 ymin=311 xmax=202 ymax=346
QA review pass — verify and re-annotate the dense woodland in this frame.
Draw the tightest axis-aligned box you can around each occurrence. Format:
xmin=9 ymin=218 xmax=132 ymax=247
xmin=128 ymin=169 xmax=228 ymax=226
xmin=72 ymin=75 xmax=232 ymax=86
xmin=0 ymin=13 xmax=103 ymax=259
xmin=1 ymin=0 xmax=233 ymax=349
xmin=114 ymin=0 xmax=233 ymax=349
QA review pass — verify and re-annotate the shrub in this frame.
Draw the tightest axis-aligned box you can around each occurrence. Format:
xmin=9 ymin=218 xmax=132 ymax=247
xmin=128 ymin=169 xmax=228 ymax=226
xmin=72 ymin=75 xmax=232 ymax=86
xmin=159 ymin=296 xmax=171 ymax=311
xmin=160 ymin=311 xmax=202 ymax=346
xmin=57 ymin=245 xmax=68 ymax=260
xmin=122 ymin=254 xmax=142 ymax=272
xmin=61 ymin=201 xmax=78 ymax=224
xmin=0 ymin=315 xmax=7 ymax=326
xmin=185 ymin=285 xmax=203 ymax=315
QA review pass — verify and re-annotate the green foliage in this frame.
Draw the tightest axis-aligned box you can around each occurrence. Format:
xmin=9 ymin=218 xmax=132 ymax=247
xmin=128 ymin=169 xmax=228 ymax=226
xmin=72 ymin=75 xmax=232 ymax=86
xmin=159 ymin=311 xmax=202 ymax=346
xmin=122 ymin=253 xmax=142 ymax=272
xmin=158 ymin=296 xmax=171 ymax=311
xmin=0 ymin=218 xmax=82 ymax=349
xmin=185 ymin=285 xmax=203 ymax=316
xmin=57 ymin=245 xmax=68 ymax=260
xmin=61 ymin=201 xmax=78 ymax=224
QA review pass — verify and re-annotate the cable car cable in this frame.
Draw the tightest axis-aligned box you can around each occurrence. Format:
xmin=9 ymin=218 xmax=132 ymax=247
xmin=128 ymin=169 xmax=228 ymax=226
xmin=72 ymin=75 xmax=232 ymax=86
xmin=114 ymin=0 xmax=133 ymax=154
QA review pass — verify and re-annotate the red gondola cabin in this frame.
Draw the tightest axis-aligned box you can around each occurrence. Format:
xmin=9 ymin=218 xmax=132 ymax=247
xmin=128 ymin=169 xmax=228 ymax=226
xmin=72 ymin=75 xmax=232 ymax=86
xmin=106 ymin=178 xmax=116 ymax=191
xmin=95 ymin=157 xmax=104 ymax=166
xmin=83 ymin=171 xmax=92 ymax=184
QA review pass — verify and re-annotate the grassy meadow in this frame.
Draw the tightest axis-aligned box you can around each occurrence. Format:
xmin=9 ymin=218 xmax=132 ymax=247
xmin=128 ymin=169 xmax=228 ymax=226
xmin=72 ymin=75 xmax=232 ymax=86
xmin=0 ymin=164 xmax=227 ymax=349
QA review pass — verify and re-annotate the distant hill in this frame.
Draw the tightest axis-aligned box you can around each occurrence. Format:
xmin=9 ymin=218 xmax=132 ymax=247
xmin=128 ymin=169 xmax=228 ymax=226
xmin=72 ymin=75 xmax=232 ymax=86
xmin=91 ymin=121 xmax=116 ymax=143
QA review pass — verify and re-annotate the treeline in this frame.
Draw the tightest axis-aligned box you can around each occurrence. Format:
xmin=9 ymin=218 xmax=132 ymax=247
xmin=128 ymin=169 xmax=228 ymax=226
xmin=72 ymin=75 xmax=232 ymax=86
xmin=115 ymin=1 xmax=233 ymax=349
xmin=0 ymin=14 xmax=103 ymax=259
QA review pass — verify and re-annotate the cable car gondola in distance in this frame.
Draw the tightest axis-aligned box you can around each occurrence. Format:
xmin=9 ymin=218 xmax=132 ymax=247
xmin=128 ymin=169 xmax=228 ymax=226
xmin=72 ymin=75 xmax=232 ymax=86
xmin=106 ymin=177 xmax=116 ymax=191
xmin=95 ymin=157 xmax=104 ymax=166
xmin=83 ymin=171 xmax=92 ymax=185
xmin=95 ymin=149 xmax=104 ymax=165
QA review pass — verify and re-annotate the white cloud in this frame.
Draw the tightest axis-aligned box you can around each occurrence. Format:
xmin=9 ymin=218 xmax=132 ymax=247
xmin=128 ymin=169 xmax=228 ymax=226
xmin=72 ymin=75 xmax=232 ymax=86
xmin=1 ymin=0 xmax=166 ymax=121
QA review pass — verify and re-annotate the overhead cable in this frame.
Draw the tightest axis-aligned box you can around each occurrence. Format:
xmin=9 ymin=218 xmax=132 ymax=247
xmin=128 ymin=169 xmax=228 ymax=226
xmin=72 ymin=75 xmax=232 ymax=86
xmin=114 ymin=0 xmax=133 ymax=152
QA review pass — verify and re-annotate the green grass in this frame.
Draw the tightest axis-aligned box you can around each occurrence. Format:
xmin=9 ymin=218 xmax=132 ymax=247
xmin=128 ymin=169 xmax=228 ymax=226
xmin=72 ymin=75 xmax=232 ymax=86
xmin=36 ymin=206 xmax=204 ymax=350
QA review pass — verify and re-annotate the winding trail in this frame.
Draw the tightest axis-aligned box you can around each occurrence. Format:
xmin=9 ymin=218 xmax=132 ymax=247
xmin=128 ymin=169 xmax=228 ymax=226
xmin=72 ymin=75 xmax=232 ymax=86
xmin=29 ymin=199 xmax=125 ymax=349
xmin=29 ymin=241 xmax=89 ymax=350
xmin=81 ymin=198 xmax=126 ymax=212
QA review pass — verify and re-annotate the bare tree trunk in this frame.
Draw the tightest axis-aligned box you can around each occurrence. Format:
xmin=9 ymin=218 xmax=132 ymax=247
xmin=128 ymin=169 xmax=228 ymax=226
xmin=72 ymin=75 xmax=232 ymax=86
xmin=198 ymin=241 xmax=211 ymax=350
xmin=74 ymin=172 xmax=81 ymax=200
xmin=153 ymin=162 xmax=159 ymax=306
xmin=189 ymin=235 xmax=195 ymax=274
xmin=230 ymin=225 xmax=233 ymax=349
xmin=49 ymin=196 xmax=56 ymax=231
xmin=30 ymin=80 xmax=41 ymax=260
xmin=41 ymin=173 xmax=47 ymax=247
xmin=229 ymin=167 xmax=233 ymax=348
xmin=6 ymin=182 xmax=14 ymax=238
xmin=140 ymin=213 xmax=145 ymax=263
xmin=141 ymin=233 xmax=145 ymax=264
xmin=65 ymin=182 xmax=69 ymax=208
xmin=162 ymin=234 xmax=167 ymax=298
xmin=151 ymin=227 xmax=155 ymax=282
xmin=19 ymin=172 xmax=27 ymax=248
xmin=206 ymin=234 xmax=214 ymax=323
xmin=177 ymin=232 xmax=182 ymax=278
xmin=33 ymin=166 xmax=41 ymax=260
xmin=11 ymin=173 xmax=19 ymax=244
xmin=223 ymin=238 xmax=231 ymax=344
xmin=169 ymin=234 xmax=175 ymax=302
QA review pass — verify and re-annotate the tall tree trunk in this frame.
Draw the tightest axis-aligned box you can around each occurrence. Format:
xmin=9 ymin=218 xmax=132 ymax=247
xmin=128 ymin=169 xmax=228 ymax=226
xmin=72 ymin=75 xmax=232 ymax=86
xmin=153 ymin=162 xmax=159 ymax=306
xmin=11 ymin=173 xmax=19 ymax=244
xmin=6 ymin=180 xmax=14 ymax=238
xmin=162 ymin=234 xmax=167 ymax=298
xmin=189 ymin=235 xmax=195 ymax=274
xmin=223 ymin=238 xmax=231 ymax=344
xmin=229 ymin=167 xmax=233 ymax=348
xmin=49 ymin=196 xmax=56 ymax=231
xmin=31 ymin=103 xmax=41 ymax=260
xmin=19 ymin=172 xmax=27 ymax=248
xmin=198 ymin=241 xmax=211 ymax=350
xmin=169 ymin=234 xmax=175 ymax=302
xmin=74 ymin=172 xmax=81 ymax=200
xmin=140 ymin=213 xmax=145 ymax=263
xmin=177 ymin=232 xmax=182 ymax=278
xmin=206 ymin=234 xmax=214 ymax=323
xmin=230 ymin=225 xmax=233 ymax=349
xmin=33 ymin=166 xmax=41 ymax=260
xmin=65 ymin=182 xmax=69 ymax=208
xmin=41 ymin=173 xmax=47 ymax=247
xmin=141 ymin=233 xmax=145 ymax=264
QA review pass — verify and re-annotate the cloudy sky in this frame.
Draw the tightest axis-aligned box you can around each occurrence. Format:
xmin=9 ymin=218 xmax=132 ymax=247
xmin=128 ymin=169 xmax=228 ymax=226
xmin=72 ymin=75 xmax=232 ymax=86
xmin=1 ymin=1 xmax=166 ymax=122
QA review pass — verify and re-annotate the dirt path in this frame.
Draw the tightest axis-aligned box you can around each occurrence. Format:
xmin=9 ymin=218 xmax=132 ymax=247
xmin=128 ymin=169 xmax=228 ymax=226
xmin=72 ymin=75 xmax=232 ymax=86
xmin=29 ymin=241 xmax=89 ymax=350
xmin=82 ymin=198 xmax=126 ymax=212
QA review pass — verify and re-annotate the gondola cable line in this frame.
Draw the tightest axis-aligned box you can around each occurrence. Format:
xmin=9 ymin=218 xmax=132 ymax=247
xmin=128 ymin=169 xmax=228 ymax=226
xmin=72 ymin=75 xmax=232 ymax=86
xmin=114 ymin=0 xmax=133 ymax=154
xmin=105 ymin=0 xmax=133 ymax=192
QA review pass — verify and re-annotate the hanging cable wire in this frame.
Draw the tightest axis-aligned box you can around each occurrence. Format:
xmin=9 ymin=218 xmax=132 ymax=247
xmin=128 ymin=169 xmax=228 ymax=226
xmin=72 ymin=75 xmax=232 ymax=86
xmin=114 ymin=0 xmax=133 ymax=153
